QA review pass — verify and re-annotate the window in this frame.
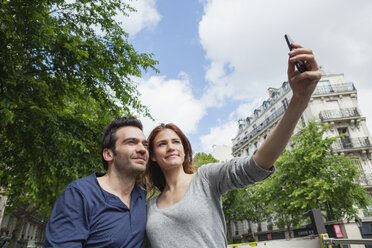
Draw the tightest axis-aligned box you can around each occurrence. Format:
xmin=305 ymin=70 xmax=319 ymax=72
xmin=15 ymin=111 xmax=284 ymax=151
xmin=272 ymin=92 xmax=279 ymax=100
xmin=282 ymin=81 xmax=289 ymax=90
xmin=234 ymin=222 xmax=239 ymax=235
xmin=282 ymin=98 xmax=289 ymax=110
xmin=327 ymin=100 xmax=339 ymax=110
xmin=317 ymin=80 xmax=333 ymax=94
xmin=300 ymin=115 xmax=306 ymax=125
xmin=271 ymin=107 xmax=277 ymax=120
xmin=362 ymin=194 xmax=372 ymax=218
xmin=338 ymin=127 xmax=352 ymax=149
xmin=254 ymin=109 xmax=260 ymax=117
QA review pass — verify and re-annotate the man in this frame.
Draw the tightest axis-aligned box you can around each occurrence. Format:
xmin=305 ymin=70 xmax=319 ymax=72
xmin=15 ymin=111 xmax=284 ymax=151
xmin=44 ymin=117 xmax=149 ymax=248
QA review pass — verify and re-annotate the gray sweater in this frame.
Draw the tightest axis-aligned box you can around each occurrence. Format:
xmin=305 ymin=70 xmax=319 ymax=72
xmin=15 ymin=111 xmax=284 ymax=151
xmin=146 ymin=156 xmax=274 ymax=248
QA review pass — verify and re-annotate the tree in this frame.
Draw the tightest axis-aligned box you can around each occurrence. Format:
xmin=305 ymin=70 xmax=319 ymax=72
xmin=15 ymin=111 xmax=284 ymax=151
xmin=0 ymin=0 xmax=157 ymax=246
xmin=193 ymin=152 xmax=218 ymax=168
xmin=251 ymin=120 xmax=370 ymax=235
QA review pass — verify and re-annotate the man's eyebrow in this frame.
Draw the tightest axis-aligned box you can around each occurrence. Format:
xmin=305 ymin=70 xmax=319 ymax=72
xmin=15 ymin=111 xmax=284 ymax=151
xmin=123 ymin=137 xmax=147 ymax=143
xmin=122 ymin=137 xmax=139 ymax=142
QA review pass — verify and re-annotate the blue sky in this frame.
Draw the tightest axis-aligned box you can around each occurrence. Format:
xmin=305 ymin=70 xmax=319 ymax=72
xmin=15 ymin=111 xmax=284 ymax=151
xmin=118 ymin=0 xmax=372 ymax=154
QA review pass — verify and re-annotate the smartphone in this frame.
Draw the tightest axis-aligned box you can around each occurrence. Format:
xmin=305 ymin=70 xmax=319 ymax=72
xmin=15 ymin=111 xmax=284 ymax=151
xmin=284 ymin=34 xmax=307 ymax=73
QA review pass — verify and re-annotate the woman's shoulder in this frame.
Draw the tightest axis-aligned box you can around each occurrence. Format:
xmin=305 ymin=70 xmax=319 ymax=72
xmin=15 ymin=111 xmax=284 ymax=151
xmin=195 ymin=161 xmax=224 ymax=182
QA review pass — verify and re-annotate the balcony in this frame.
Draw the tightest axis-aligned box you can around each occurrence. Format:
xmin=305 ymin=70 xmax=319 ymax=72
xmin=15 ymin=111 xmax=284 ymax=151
xmin=313 ymin=82 xmax=356 ymax=95
xmin=331 ymin=137 xmax=371 ymax=151
xmin=358 ymin=172 xmax=372 ymax=187
xmin=233 ymin=105 xmax=286 ymax=153
xmin=319 ymin=107 xmax=360 ymax=121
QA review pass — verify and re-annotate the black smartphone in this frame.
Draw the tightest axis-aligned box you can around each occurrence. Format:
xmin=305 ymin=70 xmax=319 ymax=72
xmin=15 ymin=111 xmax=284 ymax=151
xmin=284 ymin=34 xmax=307 ymax=73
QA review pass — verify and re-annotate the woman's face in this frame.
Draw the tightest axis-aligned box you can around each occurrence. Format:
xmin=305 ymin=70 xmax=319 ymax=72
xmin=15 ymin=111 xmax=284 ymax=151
xmin=151 ymin=128 xmax=185 ymax=170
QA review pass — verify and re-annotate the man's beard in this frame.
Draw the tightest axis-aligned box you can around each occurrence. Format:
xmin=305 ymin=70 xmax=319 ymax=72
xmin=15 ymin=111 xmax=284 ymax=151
xmin=114 ymin=153 xmax=146 ymax=176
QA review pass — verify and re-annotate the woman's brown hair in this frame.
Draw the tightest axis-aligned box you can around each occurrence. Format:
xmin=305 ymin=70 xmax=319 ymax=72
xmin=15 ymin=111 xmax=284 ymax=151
xmin=145 ymin=123 xmax=195 ymax=194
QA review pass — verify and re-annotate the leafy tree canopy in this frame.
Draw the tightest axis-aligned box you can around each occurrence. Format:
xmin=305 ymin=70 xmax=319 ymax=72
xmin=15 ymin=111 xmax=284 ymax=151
xmin=248 ymin=120 xmax=370 ymax=231
xmin=0 ymin=0 xmax=158 ymax=220
xmin=193 ymin=152 xmax=219 ymax=168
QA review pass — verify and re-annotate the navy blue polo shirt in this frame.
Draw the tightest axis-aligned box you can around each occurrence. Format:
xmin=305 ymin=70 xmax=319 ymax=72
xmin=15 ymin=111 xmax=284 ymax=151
xmin=44 ymin=173 xmax=146 ymax=248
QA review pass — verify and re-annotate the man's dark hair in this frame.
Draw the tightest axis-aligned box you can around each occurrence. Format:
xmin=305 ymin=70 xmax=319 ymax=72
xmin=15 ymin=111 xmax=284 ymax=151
xmin=101 ymin=116 xmax=143 ymax=170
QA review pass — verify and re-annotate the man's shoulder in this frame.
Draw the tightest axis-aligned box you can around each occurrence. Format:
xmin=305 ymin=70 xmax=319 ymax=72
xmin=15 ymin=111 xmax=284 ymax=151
xmin=133 ymin=183 xmax=147 ymax=200
xmin=68 ymin=172 xmax=102 ymax=192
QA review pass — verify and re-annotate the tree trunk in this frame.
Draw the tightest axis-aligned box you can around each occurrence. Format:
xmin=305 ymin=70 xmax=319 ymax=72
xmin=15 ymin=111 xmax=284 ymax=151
xmin=287 ymin=223 xmax=293 ymax=239
xmin=247 ymin=221 xmax=255 ymax=242
xmin=9 ymin=214 xmax=26 ymax=248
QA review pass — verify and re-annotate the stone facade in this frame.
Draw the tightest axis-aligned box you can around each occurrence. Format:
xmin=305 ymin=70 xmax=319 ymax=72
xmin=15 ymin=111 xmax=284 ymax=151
xmin=230 ymin=68 xmax=372 ymax=244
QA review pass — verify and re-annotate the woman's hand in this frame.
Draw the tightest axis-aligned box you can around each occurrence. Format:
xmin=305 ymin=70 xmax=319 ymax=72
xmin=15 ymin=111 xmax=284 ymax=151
xmin=287 ymin=43 xmax=322 ymax=102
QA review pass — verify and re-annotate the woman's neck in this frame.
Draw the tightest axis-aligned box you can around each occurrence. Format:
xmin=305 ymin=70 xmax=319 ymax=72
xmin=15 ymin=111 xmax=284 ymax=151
xmin=162 ymin=166 xmax=193 ymax=192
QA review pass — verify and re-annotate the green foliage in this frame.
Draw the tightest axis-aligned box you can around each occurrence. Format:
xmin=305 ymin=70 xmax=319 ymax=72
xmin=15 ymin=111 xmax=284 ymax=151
xmin=0 ymin=0 xmax=158 ymax=218
xmin=246 ymin=120 xmax=370 ymax=230
xmin=193 ymin=152 xmax=219 ymax=168
xmin=222 ymin=188 xmax=251 ymax=222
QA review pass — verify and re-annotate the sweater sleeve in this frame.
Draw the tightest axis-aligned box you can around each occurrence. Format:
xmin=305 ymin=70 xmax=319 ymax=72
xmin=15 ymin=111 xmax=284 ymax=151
xmin=43 ymin=186 xmax=90 ymax=248
xmin=198 ymin=155 xmax=274 ymax=196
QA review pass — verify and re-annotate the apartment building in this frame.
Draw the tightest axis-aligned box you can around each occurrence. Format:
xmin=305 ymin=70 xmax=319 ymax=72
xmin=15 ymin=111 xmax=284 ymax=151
xmin=0 ymin=196 xmax=46 ymax=247
xmin=230 ymin=68 xmax=372 ymax=243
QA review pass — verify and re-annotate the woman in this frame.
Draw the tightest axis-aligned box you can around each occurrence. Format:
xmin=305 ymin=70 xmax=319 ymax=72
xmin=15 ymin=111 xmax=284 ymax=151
xmin=145 ymin=43 xmax=321 ymax=247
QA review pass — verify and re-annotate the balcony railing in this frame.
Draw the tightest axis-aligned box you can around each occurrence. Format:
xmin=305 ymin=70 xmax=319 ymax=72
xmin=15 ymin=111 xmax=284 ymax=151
xmin=313 ymin=82 xmax=356 ymax=95
xmin=233 ymin=106 xmax=286 ymax=153
xmin=236 ymin=85 xmax=291 ymax=136
xmin=358 ymin=172 xmax=372 ymax=187
xmin=331 ymin=137 xmax=371 ymax=150
xmin=319 ymin=107 xmax=360 ymax=121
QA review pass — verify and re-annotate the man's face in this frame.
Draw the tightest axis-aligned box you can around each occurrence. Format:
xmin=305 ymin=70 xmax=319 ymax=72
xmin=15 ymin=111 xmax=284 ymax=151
xmin=112 ymin=126 xmax=149 ymax=175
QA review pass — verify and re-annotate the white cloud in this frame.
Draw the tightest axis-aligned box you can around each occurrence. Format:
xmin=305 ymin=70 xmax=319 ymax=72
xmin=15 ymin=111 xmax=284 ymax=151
xmin=231 ymin=98 xmax=266 ymax=120
xmin=196 ymin=0 xmax=372 ymax=149
xmin=126 ymin=0 xmax=372 ymax=153
xmin=117 ymin=0 xmax=161 ymax=37
xmin=358 ymin=89 xmax=372 ymax=136
xmin=200 ymin=121 xmax=237 ymax=153
xmin=138 ymin=74 xmax=206 ymax=136
xmin=200 ymin=97 xmax=265 ymax=153
xmin=198 ymin=0 xmax=372 ymax=112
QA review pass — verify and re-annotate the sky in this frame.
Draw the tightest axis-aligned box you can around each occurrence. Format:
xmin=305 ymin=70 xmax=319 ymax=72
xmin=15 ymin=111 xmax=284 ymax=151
xmin=118 ymin=0 xmax=372 ymax=154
